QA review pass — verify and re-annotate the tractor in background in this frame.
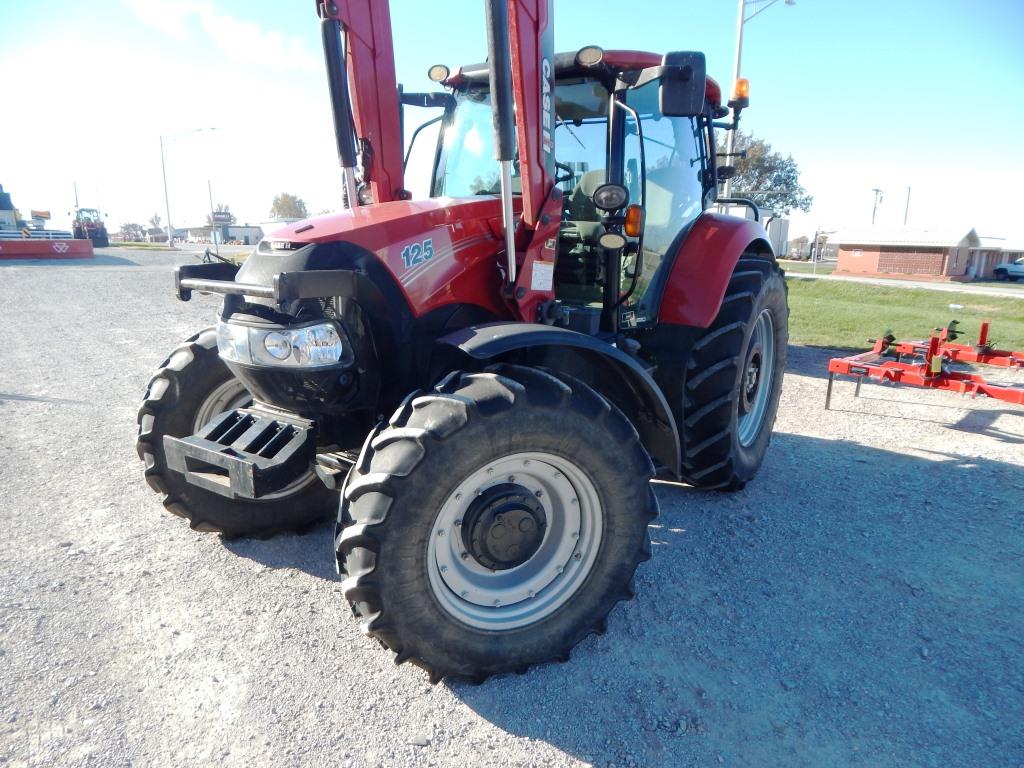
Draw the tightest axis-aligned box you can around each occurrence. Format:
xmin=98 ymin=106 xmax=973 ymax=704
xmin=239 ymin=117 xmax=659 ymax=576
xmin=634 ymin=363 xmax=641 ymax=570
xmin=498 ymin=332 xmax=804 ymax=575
xmin=72 ymin=207 xmax=109 ymax=247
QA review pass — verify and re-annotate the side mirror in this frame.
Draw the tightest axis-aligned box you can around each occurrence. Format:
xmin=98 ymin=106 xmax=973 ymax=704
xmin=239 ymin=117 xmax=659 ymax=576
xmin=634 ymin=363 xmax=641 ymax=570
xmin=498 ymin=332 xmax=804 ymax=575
xmin=659 ymin=51 xmax=706 ymax=117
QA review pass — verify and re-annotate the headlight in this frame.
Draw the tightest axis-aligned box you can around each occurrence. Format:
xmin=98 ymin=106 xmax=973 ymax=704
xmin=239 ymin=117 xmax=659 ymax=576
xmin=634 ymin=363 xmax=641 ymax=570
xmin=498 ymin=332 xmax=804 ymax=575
xmin=217 ymin=320 xmax=352 ymax=368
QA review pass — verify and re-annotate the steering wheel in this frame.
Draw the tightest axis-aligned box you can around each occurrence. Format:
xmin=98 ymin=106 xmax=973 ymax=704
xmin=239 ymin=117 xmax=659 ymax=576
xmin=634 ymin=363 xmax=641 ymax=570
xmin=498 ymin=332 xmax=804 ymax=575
xmin=555 ymin=161 xmax=575 ymax=186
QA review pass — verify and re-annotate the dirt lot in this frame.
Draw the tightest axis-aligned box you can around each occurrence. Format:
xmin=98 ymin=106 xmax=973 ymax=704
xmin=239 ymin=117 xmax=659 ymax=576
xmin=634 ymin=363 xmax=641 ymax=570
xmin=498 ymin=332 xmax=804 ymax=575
xmin=1 ymin=250 xmax=1022 ymax=767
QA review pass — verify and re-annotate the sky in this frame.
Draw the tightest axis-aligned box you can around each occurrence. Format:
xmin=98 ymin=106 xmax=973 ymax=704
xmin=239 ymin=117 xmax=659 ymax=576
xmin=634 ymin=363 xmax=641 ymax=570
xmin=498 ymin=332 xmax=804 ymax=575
xmin=1 ymin=0 xmax=1023 ymax=239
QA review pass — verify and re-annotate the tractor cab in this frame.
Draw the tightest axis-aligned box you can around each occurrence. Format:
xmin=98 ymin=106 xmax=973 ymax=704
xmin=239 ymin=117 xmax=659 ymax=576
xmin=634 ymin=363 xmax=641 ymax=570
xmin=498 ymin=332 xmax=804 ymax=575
xmin=410 ymin=50 xmax=723 ymax=330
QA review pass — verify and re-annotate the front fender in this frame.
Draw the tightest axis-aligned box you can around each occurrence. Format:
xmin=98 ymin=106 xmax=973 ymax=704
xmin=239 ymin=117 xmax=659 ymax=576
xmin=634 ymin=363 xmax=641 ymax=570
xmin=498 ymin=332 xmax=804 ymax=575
xmin=657 ymin=212 xmax=774 ymax=327
xmin=438 ymin=323 xmax=681 ymax=477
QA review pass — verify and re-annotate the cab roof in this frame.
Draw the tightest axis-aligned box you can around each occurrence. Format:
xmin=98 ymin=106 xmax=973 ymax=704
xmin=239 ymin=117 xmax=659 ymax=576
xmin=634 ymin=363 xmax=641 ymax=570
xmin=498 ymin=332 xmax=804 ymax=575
xmin=450 ymin=49 xmax=722 ymax=109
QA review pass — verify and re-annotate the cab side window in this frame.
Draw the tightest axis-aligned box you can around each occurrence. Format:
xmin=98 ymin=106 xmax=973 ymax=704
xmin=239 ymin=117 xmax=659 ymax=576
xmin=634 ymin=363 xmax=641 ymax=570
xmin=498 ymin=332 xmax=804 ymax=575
xmin=623 ymin=80 xmax=706 ymax=322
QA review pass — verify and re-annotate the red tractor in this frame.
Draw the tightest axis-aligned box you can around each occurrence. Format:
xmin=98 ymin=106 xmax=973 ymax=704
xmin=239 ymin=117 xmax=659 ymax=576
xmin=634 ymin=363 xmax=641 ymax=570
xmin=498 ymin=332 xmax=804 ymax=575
xmin=137 ymin=0 xmax=787 ymax=681
xmin=72 ymin=207 xmax=110 ymax=247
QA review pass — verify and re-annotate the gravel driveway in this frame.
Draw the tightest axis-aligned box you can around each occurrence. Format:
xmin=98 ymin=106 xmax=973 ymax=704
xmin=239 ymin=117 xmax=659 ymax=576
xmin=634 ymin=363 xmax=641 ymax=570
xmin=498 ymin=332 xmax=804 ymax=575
xmin=1 ymin=250 xmax=1021 ymax=767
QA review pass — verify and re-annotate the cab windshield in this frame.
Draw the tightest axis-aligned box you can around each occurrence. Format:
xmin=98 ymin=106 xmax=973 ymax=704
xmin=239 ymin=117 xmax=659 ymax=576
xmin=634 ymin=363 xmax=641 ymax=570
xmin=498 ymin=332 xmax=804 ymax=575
xmin=432 ymin=79 xmax=609 ymax=199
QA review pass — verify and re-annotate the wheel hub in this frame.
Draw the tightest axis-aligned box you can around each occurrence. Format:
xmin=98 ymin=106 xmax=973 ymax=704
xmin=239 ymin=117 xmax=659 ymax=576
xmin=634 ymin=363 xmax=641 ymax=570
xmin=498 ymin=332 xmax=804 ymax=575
xmin=741 ymin=347 xmax=762 ymax=415
xmin=426 ymin=452 xmax=603 ymax=630
xmin=737 ymin=308 xmax=777 ymax=447
xmin=462 ymin=483 xmax=547 ymax=570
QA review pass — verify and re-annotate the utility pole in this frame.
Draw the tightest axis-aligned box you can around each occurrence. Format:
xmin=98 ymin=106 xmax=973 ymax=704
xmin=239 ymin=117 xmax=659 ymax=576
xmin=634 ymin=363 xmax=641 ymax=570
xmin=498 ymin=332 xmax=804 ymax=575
xmin=903 ymin=186 xmax=911 ymax=226
xmin=871 ymin=188 xmax=883 ymax=225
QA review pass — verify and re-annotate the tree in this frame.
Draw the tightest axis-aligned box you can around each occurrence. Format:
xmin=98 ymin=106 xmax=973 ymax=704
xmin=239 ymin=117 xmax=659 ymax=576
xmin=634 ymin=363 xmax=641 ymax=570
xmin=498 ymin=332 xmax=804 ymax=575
xmin=726 ymin=130 xmax=813 ymax=215
xmin=120 ymin=222 xmax=146 ymax=242
xmin=270 ymin=193 xmax=308 ymax=219
xmin=206 ymin=203 xmax=236 ymax=226
xmin=148 ymin=213 xmax=162 ymax=230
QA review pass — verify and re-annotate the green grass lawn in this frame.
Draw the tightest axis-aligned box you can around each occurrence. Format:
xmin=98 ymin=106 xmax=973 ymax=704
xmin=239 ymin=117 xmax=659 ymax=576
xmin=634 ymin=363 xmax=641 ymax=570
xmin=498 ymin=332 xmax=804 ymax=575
xmin=104 ymin=241 xmax=175 ymax=250
xmin=779 ymin=259 xmax=836 ymax=275
xmin=785 ymin=277 xmax=1024 ymax=351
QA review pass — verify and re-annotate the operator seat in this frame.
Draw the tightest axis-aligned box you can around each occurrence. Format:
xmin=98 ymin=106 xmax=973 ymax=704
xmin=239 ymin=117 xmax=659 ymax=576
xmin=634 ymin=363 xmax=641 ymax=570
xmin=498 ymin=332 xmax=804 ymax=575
xmin=563 ymin=170 xmax=606 ymax=245
xmin=556 ymin=169 xmax=607 ymax=304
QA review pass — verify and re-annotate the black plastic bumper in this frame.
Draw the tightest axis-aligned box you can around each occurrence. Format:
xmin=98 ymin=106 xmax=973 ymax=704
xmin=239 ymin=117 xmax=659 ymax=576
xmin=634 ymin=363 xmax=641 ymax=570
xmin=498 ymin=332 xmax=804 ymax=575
xmin=174 ymin=262 xmax=357 ymax=306
xmin=164 ymin=408 xmax=315 ymax=499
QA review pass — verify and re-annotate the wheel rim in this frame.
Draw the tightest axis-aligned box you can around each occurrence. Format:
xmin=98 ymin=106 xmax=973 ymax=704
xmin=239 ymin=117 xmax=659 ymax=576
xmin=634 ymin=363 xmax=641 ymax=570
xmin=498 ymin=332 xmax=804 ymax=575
xmin=426 ymin=451 xmax=603 ymax=631
xmin=192 ymin=378 xmax=252 ymax=433
xmin=738 ymin=309 xmax=776 ymax=447
xmin=191 ymin=378 xmax=317 ymax=500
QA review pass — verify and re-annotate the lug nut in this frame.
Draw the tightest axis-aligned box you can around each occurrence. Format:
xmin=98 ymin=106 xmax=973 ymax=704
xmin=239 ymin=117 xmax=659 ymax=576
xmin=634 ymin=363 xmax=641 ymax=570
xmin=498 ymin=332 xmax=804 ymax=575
xmin=493 ymin=599 xmax=501 ymax=607
xmin=437 ymin=529 xmax=445 ymax=536
xmin=455 ymin=519 xmax=462 ymax=527
xmin=440 ymin=565 xmax=448 ymax=573
xmin=574 ymin=552 xmax=582 ymax=560
xmin=523 ymin=459 xmax=531 ymax=466
xmin=455 ymin=493 xmax=462 ymax=501
xmin=461 ymin=552 xmax=470 ymax=560
xmin=535 ymin=490 xmax=543 ymax=498
xmin=508 ymin=475 xmax=515 ymax=482
xmin=571 ymin=498 xmax=578 ymax=506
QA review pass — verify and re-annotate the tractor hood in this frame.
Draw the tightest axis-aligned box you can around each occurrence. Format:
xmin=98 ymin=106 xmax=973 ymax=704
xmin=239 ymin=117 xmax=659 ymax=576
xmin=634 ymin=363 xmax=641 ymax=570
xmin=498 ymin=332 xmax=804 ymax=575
xmin=242 ymin=197 xmax=511 ymax=319
xmin=260 ymin=198 xmax=507 ymax=253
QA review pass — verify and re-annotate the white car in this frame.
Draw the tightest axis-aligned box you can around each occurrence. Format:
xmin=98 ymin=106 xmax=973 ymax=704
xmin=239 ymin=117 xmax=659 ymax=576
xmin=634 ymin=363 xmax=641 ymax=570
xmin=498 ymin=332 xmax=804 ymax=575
xmin=993 ymin=257 xmax=1024 ymax=281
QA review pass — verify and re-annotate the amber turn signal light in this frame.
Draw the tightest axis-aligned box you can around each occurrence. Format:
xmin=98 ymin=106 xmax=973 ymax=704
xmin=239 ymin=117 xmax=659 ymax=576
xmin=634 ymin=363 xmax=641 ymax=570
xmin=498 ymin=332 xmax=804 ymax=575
xmin=624 ymin=204 xmax=643 ymax=238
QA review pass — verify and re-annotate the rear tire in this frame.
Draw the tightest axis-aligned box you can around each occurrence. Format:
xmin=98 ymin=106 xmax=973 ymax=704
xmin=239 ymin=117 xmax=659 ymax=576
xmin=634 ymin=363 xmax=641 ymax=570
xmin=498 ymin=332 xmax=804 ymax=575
xmin=136 ymin=328 xmax=335 ymax=539
xmin=994 ymin=270 xmax=1007 ymax=281
xmin=680 ymin=256 xmax=788 ymax=490
xmin=336 ymin=365 xmax=657 ymax=683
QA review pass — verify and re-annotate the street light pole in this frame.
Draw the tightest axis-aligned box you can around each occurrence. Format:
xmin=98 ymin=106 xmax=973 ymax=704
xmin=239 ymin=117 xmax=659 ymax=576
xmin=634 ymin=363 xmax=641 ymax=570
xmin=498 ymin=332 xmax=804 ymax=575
xmin=723 ymin=0 xmax=795 ymax=200
xmin=208 ymin=179 xmax=220 ymax=256
xmin=903 ymin=186 xmax=911 ymax=225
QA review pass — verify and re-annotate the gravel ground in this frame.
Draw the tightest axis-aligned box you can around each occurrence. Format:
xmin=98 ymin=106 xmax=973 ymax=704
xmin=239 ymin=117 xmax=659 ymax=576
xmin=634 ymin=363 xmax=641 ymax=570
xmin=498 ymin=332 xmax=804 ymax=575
xmin=1 ymin=250 xmax=1022 ymax=768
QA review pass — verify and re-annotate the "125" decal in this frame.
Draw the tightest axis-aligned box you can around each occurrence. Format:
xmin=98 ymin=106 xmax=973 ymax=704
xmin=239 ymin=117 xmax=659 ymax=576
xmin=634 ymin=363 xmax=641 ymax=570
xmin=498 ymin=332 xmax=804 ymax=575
xmin=401 ymin=238 xmax=434 ymax=269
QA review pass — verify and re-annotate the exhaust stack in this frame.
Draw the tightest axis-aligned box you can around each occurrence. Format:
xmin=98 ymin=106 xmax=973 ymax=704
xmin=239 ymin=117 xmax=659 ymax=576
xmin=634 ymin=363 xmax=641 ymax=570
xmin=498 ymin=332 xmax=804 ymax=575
xmin=484 ymin=0 xmax=518 ymax=283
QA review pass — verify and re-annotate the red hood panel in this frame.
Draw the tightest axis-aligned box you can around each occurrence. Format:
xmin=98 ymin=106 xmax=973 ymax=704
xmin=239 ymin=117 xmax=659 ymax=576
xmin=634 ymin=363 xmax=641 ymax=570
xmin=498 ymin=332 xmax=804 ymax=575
xmin=265 ymin=198 xmax=511 ymax=320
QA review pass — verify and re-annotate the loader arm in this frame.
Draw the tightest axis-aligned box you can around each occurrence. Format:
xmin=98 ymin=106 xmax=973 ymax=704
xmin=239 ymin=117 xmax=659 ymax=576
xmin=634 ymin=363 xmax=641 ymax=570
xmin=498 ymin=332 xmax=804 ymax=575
xmin=487 ymin=0 xmax=562 ymax=323
xmin=317 ymin=0 xmax=405 ymax=204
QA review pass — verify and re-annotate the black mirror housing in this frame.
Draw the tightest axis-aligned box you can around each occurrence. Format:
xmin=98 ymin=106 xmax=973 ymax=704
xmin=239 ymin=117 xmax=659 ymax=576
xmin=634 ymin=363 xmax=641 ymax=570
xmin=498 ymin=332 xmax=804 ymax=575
xmin=659 ymin=51 xmax=706 ymax=117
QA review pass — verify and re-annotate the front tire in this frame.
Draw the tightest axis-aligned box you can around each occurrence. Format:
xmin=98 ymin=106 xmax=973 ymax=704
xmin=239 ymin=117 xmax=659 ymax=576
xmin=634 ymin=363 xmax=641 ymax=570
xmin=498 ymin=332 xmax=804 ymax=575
xmin=136 ymin=328 xmax=335 ymax=538
xmin=337 ymin=365 xmax=657 ymax=683
xmin=680 ymin=256 xmax=788 ymax=490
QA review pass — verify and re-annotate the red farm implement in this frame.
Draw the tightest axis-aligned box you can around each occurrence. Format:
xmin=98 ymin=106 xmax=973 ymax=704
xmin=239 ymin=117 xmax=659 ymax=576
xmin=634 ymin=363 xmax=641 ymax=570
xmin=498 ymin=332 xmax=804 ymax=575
xmin=826 ymin=321 xmax=1024 ymax=409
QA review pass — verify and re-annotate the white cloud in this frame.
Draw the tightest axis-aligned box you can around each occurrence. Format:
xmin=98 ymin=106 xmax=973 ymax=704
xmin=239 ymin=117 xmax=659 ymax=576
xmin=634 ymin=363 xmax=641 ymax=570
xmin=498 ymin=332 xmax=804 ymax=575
xmin=122 ymin=0 xmax=319 ymax=73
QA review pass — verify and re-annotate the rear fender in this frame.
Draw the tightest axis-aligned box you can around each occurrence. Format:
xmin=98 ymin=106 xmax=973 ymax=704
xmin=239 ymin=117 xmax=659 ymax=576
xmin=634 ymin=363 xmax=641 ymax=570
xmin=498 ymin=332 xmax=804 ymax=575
xmin=438 ymin=323 xmax=680 ymax=477
xmin=657 ymin=212 xmax=774 ymax=327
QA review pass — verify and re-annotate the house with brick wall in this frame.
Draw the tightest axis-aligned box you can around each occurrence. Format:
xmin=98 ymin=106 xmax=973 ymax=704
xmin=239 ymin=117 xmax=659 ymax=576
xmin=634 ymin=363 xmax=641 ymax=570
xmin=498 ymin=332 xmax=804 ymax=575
xmin=834 ymin=227 xmax=980 ymax=281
